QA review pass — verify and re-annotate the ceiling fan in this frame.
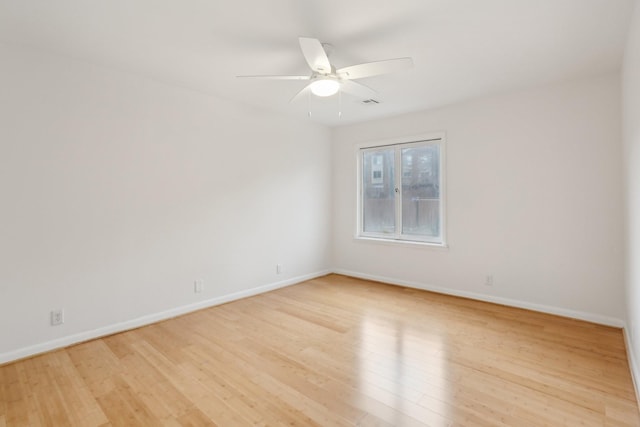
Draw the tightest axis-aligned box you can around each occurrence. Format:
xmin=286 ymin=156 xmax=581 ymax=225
xmin=237 ymin=37 xmax=413 ymax=102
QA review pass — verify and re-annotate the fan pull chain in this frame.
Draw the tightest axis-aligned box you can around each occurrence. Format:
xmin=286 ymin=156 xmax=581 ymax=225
xmin=338 ymin=91 xmax=342 ymax=119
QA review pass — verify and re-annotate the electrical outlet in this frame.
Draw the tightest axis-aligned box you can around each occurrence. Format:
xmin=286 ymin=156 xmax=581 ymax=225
xmin=51 ymin=309 xmax=64 ymax=326
xmin=276 ymin=264 xmax=283 ymax=274
xmin=485 ymin=275 xmax=494 ymax=286
xmin=194 ymin=279 xmax=204 ymax=293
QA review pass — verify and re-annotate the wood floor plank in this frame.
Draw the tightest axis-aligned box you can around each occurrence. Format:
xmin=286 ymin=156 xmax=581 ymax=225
xmin=1 ymin=274 xmax=639 ymax=426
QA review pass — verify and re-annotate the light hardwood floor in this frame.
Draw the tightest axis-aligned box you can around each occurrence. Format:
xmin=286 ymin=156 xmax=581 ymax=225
xmin=1 ymin=274 xmax=639 ymax=426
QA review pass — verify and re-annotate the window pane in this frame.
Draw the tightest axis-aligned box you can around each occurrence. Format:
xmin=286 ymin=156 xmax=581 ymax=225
xmin=401 ymin=145 xmax=440 ymax=237
xmin=362 ymin=149 xmax=395 ymax=234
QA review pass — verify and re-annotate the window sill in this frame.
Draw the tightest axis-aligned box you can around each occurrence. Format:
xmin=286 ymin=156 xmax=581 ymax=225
xmin=354 ymin=235 xmax=449 ymax=250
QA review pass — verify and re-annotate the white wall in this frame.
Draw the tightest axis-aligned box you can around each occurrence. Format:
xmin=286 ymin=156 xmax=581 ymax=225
xmin=0 ymin=43 xmax=332 ymax=362
xmin=623 ymin=0 xmax=640 ymax=391
xmin=332 ymin=73 xmax=625 ymax=324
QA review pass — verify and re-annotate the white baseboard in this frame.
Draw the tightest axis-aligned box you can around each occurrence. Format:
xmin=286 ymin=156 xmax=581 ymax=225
xmin=332 ymin=268 xmax=626 ymax=328
xmin=623 ymin=327 xmax=640 ymax=407
xmin=0 ymin=270 xmax=331 ymax=365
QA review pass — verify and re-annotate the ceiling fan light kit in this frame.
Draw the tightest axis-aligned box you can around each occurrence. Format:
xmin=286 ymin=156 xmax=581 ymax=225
xmin=238 ymin=37 xmax=413 ymax=105
xmin=309 ymin=78 xmax=340 ymax=97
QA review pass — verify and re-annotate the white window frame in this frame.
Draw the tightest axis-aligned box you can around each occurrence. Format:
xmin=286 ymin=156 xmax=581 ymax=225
xmin=356 ymin=132 xmax=447 ymax=247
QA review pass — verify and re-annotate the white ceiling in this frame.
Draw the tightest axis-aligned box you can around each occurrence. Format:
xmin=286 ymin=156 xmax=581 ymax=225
xmin=0 ymin=0 xmax=635 ymax=127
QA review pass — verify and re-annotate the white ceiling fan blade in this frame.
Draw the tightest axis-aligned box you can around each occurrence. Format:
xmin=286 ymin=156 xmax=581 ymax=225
xmin=299 ymin=37 xmax=331 ymax=73
xmin=236 ymin=75 xmax=310 ymax=80
xmin=289 ymin=84 xmax=312 ymax=103
xmin=339 ymin=80 xmax=378 ymax=99
xmin=337 ymin=57 xmax=413 ymax=80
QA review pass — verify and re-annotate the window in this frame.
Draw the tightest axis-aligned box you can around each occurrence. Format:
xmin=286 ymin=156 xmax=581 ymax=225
xmin=358 ymin=135 xmax=445 ymax=245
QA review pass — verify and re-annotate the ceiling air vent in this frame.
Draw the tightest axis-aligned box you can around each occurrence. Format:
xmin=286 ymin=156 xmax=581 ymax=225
xmin=361 ymin=98 xmax=380 ymax=105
